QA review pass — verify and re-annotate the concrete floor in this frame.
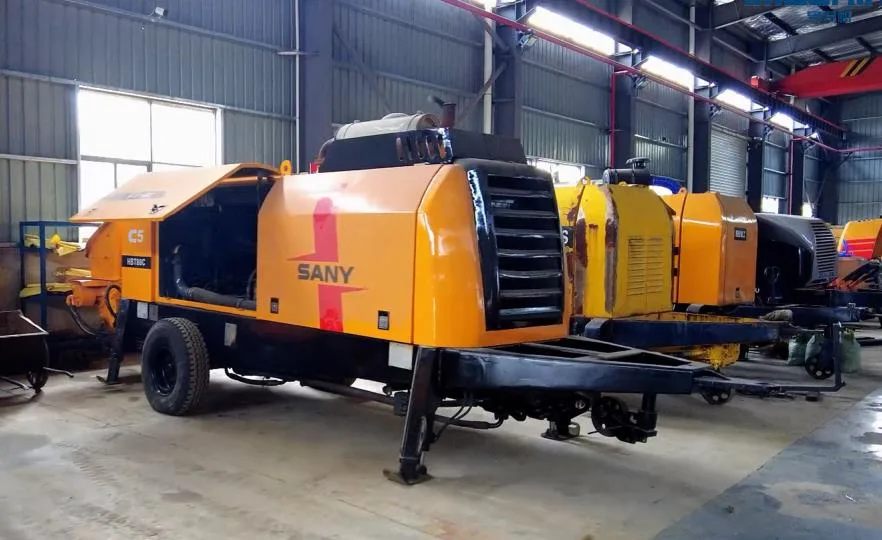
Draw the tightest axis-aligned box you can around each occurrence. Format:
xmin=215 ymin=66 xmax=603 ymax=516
xmin=2 ymin=336 xmax=882 ymax=540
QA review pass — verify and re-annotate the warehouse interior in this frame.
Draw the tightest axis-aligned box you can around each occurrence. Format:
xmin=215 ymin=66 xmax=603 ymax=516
xmin=3 ymin=0 xmax=882 ymax=539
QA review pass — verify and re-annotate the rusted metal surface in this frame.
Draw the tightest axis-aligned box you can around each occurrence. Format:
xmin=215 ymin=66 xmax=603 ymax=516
xmin=565 ymin=182 xmax=589 ymax=316
xmin=603 ymin=187 xmax=619 ymax=315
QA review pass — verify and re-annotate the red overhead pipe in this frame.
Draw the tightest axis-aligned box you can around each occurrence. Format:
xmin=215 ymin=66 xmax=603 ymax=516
xmin=439 ymin=0 xmax=882 ymax=157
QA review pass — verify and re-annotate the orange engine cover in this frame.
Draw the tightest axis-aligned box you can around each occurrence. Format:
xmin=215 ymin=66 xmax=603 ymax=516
xmin=662 ymin=191 xmax=757 ymax=307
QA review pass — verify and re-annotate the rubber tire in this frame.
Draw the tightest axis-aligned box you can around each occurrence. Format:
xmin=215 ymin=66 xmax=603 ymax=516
xmin=141 ymin=318 xmax=210 ymax=416
xmin=27 ymin=370 xmax=49 ymax=392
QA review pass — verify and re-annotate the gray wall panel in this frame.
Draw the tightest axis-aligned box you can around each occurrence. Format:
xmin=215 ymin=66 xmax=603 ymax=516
xmin=805 ymin=179 xmax=821 ymax=205
xmin=0 ymin=0 xmax=5 ymax=69
xmin=0 ymin=159 xmax=76 ymax=242
xmin=763 ymin=171 xmax=786 ymax=199
xmin=332 ymin=65 xmax=481 ymax=132
xmin=635 ymin=102 xmax=686 ymax=147
xmin=835 ymin=91 xmax=882 ymax=222
xmin=764 ymin=143 xmax=787 ymax=174
xmin=638 ymin=82 xmax=688 ymax=116
xmin=523 ymin=39 xmax=612 ymax=85
xmin=711 ymin=43 xmax=750 ymax=81
xmin=635 ymin=139 xmax=685 ymax=181
xmin=333 ymin=1 xmax=481 ymax=97
xmin=523 ymin=64 xmax=607 ymax=125
xmin=838 ymin=91 xmax=882 ymax=120
xmin=0 ymin=76 xmax=76 ymax=160
xmin=3 ymin=0 xmax=294 ymax=116
xmin=53 ymin=0 xmax=294 ymax=48
xmin=763 ymin=139 xmax=787 ymax=198
xmin=523 ymin=109 xmax=607 ymax=171
xmin=805 ymin=154 xmax=821 ymax=183
xmin=713 ymin=109 xmax=749 ymax=134
xmin=0 ymin=0 xmax=294 ymax=241
xmin=763 ymin=132 xmax=790 ymax=199
xmin=223 ymin=111 xmax=295 ymax=167
xmin=520 ymin=40 xmax=611 ymax=169
xmin=331 ymin=0 xmax=482 ymax=129
xmin=347 ymin=0 xmax=483 ymax=42
xmin=634 ymin=83 xmax=687 ymax=182
xmin=634 ymin=1 xmax=688 ymax=50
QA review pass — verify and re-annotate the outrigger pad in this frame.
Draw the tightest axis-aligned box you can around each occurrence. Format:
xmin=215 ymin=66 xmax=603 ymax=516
xmin=541 ymin=421 xmax=581 ymax=441
xmin=382 ymin=466 xmax=432 ymax=486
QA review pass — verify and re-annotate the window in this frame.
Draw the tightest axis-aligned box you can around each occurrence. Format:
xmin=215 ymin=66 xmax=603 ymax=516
xmin=77 ymin=161 xmax=148 ymax=240
xmin=76 ymin=88 xmax=221 ymax=238
xmin=761 ymin=196 xmax=781 ymax=214
xmin=715 ymin=89 xmax=753 ymax=112
xmin=529 ymin=158 xmax=586 ymax=184
xmin=802 ymin=202 xmax=814 ymax=217
xmin=770 ymin=112 xmax=794 ymax=131
xmin=641 ymin=56 xmax=696 ymax=90
xmin=528 ymin=7 xmax=616 ymax=55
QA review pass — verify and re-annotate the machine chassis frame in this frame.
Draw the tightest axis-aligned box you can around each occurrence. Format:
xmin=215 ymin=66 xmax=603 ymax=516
xmin=103 ymin=298 xmax=842 ymax=483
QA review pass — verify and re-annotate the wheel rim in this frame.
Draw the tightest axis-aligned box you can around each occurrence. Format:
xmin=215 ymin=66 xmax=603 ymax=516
xmin=151 ymin=348 xmax=177 ymax=396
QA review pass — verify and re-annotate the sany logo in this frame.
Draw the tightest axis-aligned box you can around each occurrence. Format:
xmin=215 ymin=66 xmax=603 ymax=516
xmin=128 ymin=229 xmax=145 ymax=244
xmin=288 ymin=197 xmax=364 ymax=331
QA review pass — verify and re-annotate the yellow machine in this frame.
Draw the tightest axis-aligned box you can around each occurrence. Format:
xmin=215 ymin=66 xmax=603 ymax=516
xmin=837 ymin=218 xmax=882 ymax=259
xmin=65 ymin=113 xmax=752 ymax=483
xmin=662 ymin=190 xmax=758 ymax=307
xmin=556 ymin=180 xmax=778 ymax=375
xmin=830 ymin=224 xmax=844 ymax=245
xmin=555 ymin=182 xmax=673 ymax=319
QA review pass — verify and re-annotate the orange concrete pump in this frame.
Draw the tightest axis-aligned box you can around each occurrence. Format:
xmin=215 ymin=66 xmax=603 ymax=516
xmin=64 ymin=113 xmax=777 ymax=484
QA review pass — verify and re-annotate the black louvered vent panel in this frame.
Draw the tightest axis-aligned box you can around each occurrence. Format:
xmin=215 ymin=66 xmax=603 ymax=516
xmin=810 ymin=220 xmax=837 ymax=282
xmin=487 ymin=174 xmax=564 ymax=328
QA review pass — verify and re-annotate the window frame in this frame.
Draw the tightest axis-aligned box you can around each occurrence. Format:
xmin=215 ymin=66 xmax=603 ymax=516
xmin=74 ymin=87 xmax=223 ymax=241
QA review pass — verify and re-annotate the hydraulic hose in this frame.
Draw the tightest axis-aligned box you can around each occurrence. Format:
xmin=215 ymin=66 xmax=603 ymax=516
xmin=104 ymin=284 xmax=122 ymax=322
xmin=67 ymin=302 xmax=109 ymax=337
xmin=172 ymin=246 xmax=257 ymax=310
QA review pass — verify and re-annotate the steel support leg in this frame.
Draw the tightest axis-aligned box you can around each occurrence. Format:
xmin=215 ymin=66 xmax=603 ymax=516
xmin=384 ymin=348 xmax=439 ymax=485
xmin=97 ymin=298 xmax=130 ymax=385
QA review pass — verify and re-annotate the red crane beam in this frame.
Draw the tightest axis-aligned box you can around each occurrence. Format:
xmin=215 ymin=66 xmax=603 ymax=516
xmin=755 ymin=56 xmax=882 ymax=99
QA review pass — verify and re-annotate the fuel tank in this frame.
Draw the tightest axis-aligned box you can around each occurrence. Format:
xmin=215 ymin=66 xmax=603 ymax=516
xmin=662 ymin=191 xmax=757 ymax=307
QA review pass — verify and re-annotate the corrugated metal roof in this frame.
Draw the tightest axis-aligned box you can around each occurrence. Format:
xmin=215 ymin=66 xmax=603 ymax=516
xmin=726 ymin=2 xmax=882 ymax=65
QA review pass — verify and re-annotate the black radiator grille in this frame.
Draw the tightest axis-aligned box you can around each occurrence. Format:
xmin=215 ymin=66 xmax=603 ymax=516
xmin=809 ymin=220 xmax=837 ymax=282
xmin=485 ymin=173 xmax=564 ymax=329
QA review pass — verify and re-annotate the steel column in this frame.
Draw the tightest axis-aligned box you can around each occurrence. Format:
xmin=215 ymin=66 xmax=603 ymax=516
xmin=609 ymin=0 xmax=635 ymax=169
xmin=818 ymin=102 xmax=843 ymax=224
xmin=691 ymin=4 xmax=712 ymax=194
xmin=746 ymin=109 xmax=768 ymax=213
xmin=493 ymin=2 xmax=523 ymax=138
xmin=788 ymin=135 xmax=806 ymax=215
xmin=298 ymin=0 xmax=333 ymax=172
xmin=817 ymin=153 xmax=839 ymax=224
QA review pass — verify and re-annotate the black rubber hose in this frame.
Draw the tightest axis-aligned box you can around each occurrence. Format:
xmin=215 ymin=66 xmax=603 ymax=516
xmin=67 ymin=302 xmax=109 ymax=337
xmin=104 ymin=284 xmax=122 ymax=322
xmin=172 ymin=246 xmax=257 ymax=310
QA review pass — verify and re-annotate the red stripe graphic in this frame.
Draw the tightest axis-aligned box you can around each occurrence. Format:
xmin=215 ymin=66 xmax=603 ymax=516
xmin=289 ymin=197 xmax=363 ymax=332
xmin=294 ymin=198 xmax=339 ymax=262
xmin=840 ymin=237 xmax=877 ymax=259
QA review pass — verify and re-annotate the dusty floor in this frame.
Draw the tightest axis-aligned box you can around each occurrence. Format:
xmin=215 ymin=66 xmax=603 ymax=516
xmin=2 ymin=333 xmax=882 ymax=540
